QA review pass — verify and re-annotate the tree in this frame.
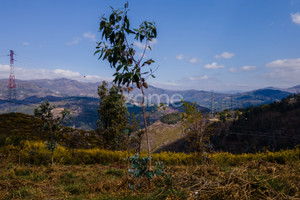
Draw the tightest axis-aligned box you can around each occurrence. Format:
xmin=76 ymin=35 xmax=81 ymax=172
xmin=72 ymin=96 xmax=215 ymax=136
xmin=181 ymin=101 xmax=212 ymax=153
xmin=34 ymin=100 xmax=69 ymax=165
xmin=97 ymin=81 xmax=129 ymax=150
xmin=95 ymin=2 xmax=157 ymax=166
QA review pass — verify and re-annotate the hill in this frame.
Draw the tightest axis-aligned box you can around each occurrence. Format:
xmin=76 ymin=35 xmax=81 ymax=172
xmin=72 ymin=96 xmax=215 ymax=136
xmin=148 ymin=94 xmax=300 ymax=154
xmin=211 ymin=94 xmax=300 ymax=153
xmin=0 ymin=112 xmax=101 ymax=149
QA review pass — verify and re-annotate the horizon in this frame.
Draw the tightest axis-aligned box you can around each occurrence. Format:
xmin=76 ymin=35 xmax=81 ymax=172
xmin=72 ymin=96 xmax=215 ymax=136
xmin=0 ymin=77 xmax=299 ymax=94
xmin=1 ymin=0 xmax=300 ymax=91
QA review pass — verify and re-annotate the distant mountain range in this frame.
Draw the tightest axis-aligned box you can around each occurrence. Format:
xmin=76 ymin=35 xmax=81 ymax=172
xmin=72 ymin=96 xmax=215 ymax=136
xmin=0 ymin=78 xmax=299 ymax=130
xmin=0 ymin=78 xmax=298 ymax=110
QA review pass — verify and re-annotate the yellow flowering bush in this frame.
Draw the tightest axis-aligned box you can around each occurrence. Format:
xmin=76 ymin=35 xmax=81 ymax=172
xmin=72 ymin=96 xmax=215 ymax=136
xmin=210 ymin=148 xmax=300 ymax=166
xmin=3 ymin=140 xmax=299 ymax=166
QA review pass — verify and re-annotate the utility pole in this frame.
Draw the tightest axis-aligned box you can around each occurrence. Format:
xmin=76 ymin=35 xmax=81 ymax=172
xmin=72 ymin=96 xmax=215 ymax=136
xmin=230 ymin=95 xmax=235 ymax=119
xmin=230 ymin=95 xmax=233 ymax=111
xmin=8 ymin=50 xmax=16 ymax=112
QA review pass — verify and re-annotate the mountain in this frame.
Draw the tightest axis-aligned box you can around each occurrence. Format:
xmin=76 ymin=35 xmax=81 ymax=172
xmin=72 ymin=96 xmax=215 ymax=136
xmin=0 ymin=78 xmax=101 ymax=99
xmin=0 ymin=95 xmax=209 ymax=130
xmin=0 ymin=78 xmax=299 ymax=130
xmin=233 ymin=89 xmax=292 ymax=108
xmin=284 ymin=85 xmax=300 ymax=93
xmin=0 ymin=78 xmax=297 ymax=110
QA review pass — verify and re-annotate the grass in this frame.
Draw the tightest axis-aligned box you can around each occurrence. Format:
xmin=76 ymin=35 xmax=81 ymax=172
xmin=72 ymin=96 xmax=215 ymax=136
xmin=141 ymin=121 xmax=183 ymax=152
xmin=0 ymin=157 xmax=299 ymax=199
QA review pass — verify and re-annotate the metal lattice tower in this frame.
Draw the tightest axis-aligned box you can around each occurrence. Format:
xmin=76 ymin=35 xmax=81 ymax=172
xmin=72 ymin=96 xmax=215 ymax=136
xmin=8 ymin=50 xmax=16 ymax=104
xmin=230 ymin=95 xmax=233 ymax=110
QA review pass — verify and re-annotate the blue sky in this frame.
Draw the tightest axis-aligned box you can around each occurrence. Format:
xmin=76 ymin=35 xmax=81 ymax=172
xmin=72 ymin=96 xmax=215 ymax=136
xmin=0 ymin=0 xmax=300 ymax=91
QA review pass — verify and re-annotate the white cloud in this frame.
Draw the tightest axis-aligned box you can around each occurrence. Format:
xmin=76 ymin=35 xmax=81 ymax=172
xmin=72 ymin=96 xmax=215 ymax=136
xmin=229 ymin=66 xmax=256 ymax=72
xmin=134 ymin=41 xmax=145 ymax=49
xmin=215 ymin=52 xmax=235 ymax=59
xmin=204 ymin=62 xmax=225 ymax=69
xmin=149 ymin=38 xmax=158 ymax=45
xmin=151 ymin=81 xmax=180 ymax=87
xmin=229 ymin=68 xmax=238 ymax=72
xmin=189 ymin=75 xmax=208 ymax=81
xmin=264 ymin=58 xmax=300 ymax=83
xmin=291 ymin=12 xmax=300 ymax=25
xmin=23 ymin=42 xmax=29 ymax=46
xmin=266 ymin=58 xmax=300 ymax=68
xmin=53 ymin=69 xmax=81 ymax=77
xmin=83 ymin=75 xmax=103 ymax=81
xmin=0 ymin=64 xmax=10 ymax=72
xmin=83 ymin=32 xmax=96 ymax=41
xmin=0 ymin=64 xmax=110 ymax=82
xmin=241 ymin=65 xmax=256 ymax=71
xmin=176 ymin=54 xmax=184 ymax=60
xmin=175 ymin=54 xmax=201 ymax=63
xmin=189 ymin=57 xmax=202 ymax=64
xmin=66 ymin=37 xmax=81 ymax=45
xmin=134 ymin=38 xmax=158 ymax=50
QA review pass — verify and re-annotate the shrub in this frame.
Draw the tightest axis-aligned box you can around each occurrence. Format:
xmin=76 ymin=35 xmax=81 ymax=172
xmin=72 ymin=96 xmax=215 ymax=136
xmin=105 ymin=168 xmax=124 ymax=177
xmin=161 ymin=113 xmax=181 ymax=124
xmin=3 ymin=140 xmax=299 ymax=166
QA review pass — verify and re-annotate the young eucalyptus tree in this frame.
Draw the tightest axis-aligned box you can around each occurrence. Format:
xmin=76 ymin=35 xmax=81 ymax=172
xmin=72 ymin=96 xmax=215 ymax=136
xmin=95 ymin=2 xmax=157 ymax=166
xmin=34 ymin=100 xmax=70 ymax=165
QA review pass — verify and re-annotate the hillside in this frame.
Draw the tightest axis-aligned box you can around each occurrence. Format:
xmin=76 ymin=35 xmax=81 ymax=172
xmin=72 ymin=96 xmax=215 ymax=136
xmin=0 ymin=113 xmax=44 ymax=144
xmin=141 ymin=121 xmax=183 ymax=152
xmin=0 ymin=112 xmax=101 ymax=149
xmin=211 ymin=94 xmax=300 ymax=153
xmin=147 ymin=94 xmax=300 ymax=154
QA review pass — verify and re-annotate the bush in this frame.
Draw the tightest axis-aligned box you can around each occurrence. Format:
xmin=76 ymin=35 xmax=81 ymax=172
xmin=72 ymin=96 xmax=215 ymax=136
xmin=161 ymin=113 xmax=181 ymax=124
xmin=3 ymin=140 xmax=299 ymax=166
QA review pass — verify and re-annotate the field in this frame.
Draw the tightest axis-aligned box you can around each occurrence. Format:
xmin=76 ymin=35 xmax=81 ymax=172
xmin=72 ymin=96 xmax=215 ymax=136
xmin=0 ymin=145 xmax=299 ymax=200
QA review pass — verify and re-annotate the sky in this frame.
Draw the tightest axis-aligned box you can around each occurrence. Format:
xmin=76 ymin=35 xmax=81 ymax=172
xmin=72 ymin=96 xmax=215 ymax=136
xmin=0 ymin=0 xmax=300 ymax=92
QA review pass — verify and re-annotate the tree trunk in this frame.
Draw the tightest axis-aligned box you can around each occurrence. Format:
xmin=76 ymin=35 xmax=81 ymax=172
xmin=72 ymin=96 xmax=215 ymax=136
xmin=141 ymin=86 xmax=151 ymax=168
xmin=18 ymin=150 xmax=21 ymax=165
xmin=50 ymin=126 xmax=54 ymax=165
xmin=51 ymin=150 xmax=54 ymax=165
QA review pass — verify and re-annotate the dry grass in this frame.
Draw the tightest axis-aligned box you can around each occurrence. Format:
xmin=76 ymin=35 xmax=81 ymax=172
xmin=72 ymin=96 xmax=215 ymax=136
xmin=0 ymin=158 xmax=299 ymax=200
xmin=141 ymin=121 xmax=183 ymax=152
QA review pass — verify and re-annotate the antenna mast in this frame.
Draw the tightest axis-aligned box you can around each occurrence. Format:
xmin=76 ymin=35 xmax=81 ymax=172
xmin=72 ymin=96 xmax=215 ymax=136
xmin=8 ymin=50 xmax=16 ymax=107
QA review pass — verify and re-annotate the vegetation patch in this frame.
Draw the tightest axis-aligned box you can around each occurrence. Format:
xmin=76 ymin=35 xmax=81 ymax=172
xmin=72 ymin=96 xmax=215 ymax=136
xmin=160 ymin=113 xmax=181 ymax=124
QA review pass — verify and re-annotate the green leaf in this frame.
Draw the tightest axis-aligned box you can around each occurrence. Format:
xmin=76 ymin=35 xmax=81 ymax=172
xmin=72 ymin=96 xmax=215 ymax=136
xmin=94 ymin=50 xmax=100 ymax=55
xmin=146 ymin=171 xmax=154 ymax=179
xmin=109 ymin=13 xmax=115 ymax=23
xmin=116 ymin=65 xmax=122 ymax=71
xmin=133 ymin=74 xmax=139 ymax=83
xmin=140 ymin=35 xmax=145 ymax=42
xmin=152 ymin=27 xmax=157 ymax=38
